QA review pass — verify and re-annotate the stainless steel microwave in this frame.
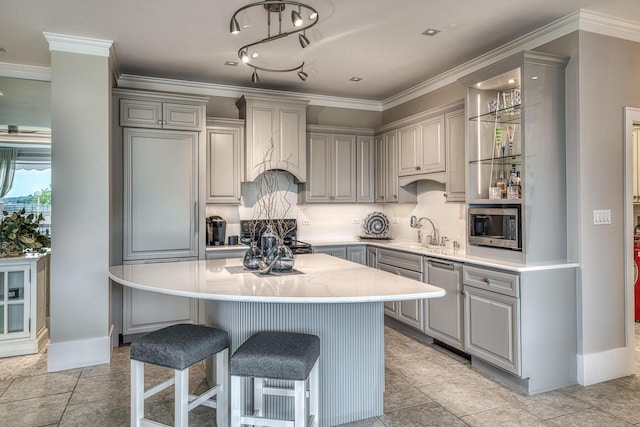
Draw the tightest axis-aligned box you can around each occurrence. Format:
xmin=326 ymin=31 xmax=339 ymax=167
xmin=468 ymin=206 xmax=521 ymax=251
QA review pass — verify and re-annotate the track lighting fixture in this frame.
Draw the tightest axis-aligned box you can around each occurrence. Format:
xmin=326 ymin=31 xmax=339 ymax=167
xmin=229 ymin=0 xmax=319 ymax=82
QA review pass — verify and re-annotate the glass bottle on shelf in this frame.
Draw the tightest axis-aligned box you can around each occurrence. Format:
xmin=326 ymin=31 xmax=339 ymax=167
xmin=507 ymin=165 xmax=518 ymax=199
xmin=496 ymin=170 xmax=507 ymax=199
xmin=515 ymin=171 xmax=522 ymax=198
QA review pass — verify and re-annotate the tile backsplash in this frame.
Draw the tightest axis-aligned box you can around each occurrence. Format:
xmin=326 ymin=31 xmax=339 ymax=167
xmin=206 ymin=179 xmax=466 ymax=246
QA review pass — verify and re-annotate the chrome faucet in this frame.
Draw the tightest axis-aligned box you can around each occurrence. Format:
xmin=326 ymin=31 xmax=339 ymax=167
xmin=410 ymin=215 xmax=440 ymax=246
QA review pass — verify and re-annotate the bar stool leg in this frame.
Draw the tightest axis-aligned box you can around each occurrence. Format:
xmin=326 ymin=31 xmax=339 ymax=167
xmin=175 ymin=368 xmax=189 ymax=427
xmin=309 ymin=361 xmax=319 ymax=427
xmin=216 ymin=348 xmax=229 ymax=427
xmin=254 ymin=378 xmax=265 ymax=417
xmin=294 ymin=379 xmax=306 ymax=427
xmin=231 ymin=375 xmax=242 ymax=427
xmin=131 ymin=360 xmax=145 ymax=427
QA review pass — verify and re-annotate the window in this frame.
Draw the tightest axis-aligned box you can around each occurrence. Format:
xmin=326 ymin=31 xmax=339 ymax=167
xmin=0 ymin=164 xmax=51 ymax=236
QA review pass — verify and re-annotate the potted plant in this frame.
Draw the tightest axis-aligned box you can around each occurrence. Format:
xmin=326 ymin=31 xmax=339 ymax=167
xmin=0 ymin=208 xmax=51 ymax=257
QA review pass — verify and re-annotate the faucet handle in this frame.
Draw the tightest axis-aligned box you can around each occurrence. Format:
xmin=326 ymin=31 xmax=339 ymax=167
xmin=440 ymin=236 xmax=449 ymax=247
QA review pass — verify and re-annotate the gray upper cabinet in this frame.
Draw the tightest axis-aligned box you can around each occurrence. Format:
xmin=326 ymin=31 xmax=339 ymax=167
xmin=376 ymin=129 xmax=416 ymax=203
xmin=301 ymin=126 xmax=374 ymax=204
xmin=236 ymin=95 xmax=308 ymax=182
xmin=120 ymin=98 xmax=203 ymax=131
xmin=356 ymin=135 xmax=375 ymax=202
xmin=444 ymin=108 xmax=466 ymax=202
xmin=374 ymin=135 xmax=386 ymax=203
xmin=398 ymin=115 xmax=445 ymax=177
xmin=384 ymin=129 xmax=400 ymax=202
xmin=206 ymin=118 xmax=244 ymax=204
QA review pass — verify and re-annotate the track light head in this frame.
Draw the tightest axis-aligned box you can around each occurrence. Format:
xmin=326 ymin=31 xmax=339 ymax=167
xmin=298 ymin=33 xmax=310 ymax=48
xmin=291 ymin=10 xmax=303 ymax=27
xmin=230 ymin=16 xmax=240 ymax=34
xmin=240 ymin=50 xmax=250 ymax=63
xmin=298 ymin=70 xmax=308 ymax=81
xmin=251 ymin=70 xmax=259 ymax=83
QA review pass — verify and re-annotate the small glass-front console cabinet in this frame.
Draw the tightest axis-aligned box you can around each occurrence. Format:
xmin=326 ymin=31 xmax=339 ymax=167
xmin=0 ymin=254 xmax=49 ymax=357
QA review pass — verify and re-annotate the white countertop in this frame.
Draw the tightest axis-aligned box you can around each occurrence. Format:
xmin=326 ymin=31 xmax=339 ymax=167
xmin=109 ymin=253 xmax=445 ymax=303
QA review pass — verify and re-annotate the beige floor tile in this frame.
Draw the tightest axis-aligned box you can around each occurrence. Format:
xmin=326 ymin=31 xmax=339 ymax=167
xmin=546 ymin=407 xmax=634 ymax=426
xmin=461 ymin=404 xmax=546 ymax=426
xmin=145 ymin=401 xmax=218 ymax=426
xmin=0 ymin=369 xmax=80 ymax=403
xmin=59 ymin=401 xmax=129 ymax=427
xmin=563 ymin=382 xmax=640 ymax=424
xmin=380 ymin=402 xmax=467 ymax=426
xmin=0 ymin=391 xmax=70 ymax=427
xmin=496 ymin=388 xmax=592 ymax=420
xmin=0 ymin=351 xmax=49 ymax=380
xmin=417 ymin=375 xmax=514 ymax=417
xmin=337 ymin=416 xmax=386 ymax=426
xmin=0 ymin=379 xmax=13 ymax=397
xmin=390 ymin=356 xmax=468 ymax=387
xmin=383 ymin=373 xmax=434 ymax=412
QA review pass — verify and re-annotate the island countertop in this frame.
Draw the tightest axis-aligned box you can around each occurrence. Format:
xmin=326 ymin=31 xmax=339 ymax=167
xmin=109 ymin=253 xmax=445 ymax=303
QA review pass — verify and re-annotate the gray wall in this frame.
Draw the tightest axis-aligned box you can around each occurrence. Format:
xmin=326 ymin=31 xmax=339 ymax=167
xmin=48 ymin=50 xmax=112 ymax=370
xmin=382 ymin=82 xmax=466 ymax=125
xmin=538 ymin=32 xmax=640 ymax=361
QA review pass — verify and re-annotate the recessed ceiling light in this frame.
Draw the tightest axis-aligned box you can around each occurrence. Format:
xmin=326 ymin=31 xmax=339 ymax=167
xmin=531 ymin=76 xmax=539 ymax=80
xmin=225 ymin=61 xmax=238 ymax=66
xmin=251 ymin=52 xmax=259 ymax=59
xmin=349 ymin=77 xmax=362 ymax=82
xmin=422 ymin=28 xmax=440 ymax=36
xmin=507 ymin=78 xmax=516 ymax=84
xmin=0 ymin=91 xmax=4 ymax=96
xmin=309 ymin=12 xmax=317 ymax=20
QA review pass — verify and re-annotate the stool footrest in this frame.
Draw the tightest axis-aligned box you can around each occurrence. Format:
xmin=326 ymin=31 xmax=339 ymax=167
xmin=187 ymin=384 xmax=221 ymax=411
xmin=143 ymin=376 xmax=175 ymax=400
xmin=240 ymin=415 xmax=295 ymax=427
xmin=263 ymin=385 xmax=296 ymax=397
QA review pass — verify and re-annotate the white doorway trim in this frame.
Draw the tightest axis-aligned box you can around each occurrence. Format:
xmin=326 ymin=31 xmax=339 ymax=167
xmin=624 ymin=107 xmax=640 ymax=369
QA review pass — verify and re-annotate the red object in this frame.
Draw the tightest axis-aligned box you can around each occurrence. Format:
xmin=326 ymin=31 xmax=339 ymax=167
xmin=634 ymin=235 xmax=640 ymax=321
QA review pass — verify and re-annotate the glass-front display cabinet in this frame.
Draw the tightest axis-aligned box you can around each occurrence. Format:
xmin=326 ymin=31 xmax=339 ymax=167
xmin=0 ymin=254 xmax=50 ymax=358
xmin=459 ymin=51 xmax=570 ymax=264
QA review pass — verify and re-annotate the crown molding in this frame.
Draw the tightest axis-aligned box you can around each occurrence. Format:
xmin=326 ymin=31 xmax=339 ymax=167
xmin=0 ymin=62 xmax=51 ymax=81
xmin=116 ymin=74 xmax=383 ymax=112
xmin=381 ymin=9 xmax=640 ymax=110
xmin=43 ymin=32 xmax=113 ymax=57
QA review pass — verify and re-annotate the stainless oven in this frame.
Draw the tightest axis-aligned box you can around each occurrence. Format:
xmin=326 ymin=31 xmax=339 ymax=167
xmin=468 ymin=206 xmax=521 ymax=251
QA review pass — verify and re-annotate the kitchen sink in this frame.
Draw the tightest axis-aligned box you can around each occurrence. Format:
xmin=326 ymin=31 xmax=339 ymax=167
xmin=387 ymin=242 xmax=428 ymax=251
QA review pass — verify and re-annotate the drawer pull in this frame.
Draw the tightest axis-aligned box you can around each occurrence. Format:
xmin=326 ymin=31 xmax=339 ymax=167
xmin=429 ymin=260 xmax=454 ymax=271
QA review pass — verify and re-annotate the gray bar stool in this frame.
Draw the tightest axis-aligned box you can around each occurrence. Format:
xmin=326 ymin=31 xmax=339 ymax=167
xmin=230 ymin=331 xmax=320 ymax=427
xmin=130 ymin=323 xmax=229 ymax=427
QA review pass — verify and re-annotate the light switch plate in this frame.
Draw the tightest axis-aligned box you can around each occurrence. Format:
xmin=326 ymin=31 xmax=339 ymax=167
xmin=302 ymin=219 xmax=311 ymax=225
xmin=351 ymin=218 xmax=360 ymax=224
xmin=593 ymin=209 xmax=611 ymax=225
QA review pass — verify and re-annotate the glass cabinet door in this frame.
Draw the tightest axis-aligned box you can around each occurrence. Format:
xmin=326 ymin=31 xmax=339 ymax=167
xmin=0 ymin=266 xmax=30 ymax=340
xmin=467 ymin=67 xmax=523 ymax=202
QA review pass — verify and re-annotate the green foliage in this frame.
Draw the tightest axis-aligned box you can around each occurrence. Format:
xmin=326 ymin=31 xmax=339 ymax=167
xmin=0 ymin=208 xmax=51 ymax=256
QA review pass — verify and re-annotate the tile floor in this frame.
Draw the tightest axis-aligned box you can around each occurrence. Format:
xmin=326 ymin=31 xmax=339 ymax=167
xmin=0 ymin=323 xmax=639 ymax=426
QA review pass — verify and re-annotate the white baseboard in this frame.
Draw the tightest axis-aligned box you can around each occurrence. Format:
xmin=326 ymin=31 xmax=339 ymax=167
xmin=47 ymin=325 xmax=114 ymax=372
xmin=577 ymin=346 xmax=635 ymax=386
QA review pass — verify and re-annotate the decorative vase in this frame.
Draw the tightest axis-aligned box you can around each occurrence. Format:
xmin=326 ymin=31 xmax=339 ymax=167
xmin=261 ymin=224 xmax=278 ymax=264
xmin=271 ymin=241 xmax=295 ymax=272
xmin=242 ymin=241 xmax=263 ymax=270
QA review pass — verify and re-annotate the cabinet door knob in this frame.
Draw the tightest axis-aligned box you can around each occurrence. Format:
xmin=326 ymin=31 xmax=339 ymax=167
xmin=329 ymin=196 xmax=335 ymax=200
xmin=483 ymin=277 xmax=490 ymax=284
xmin=415 ymin=166 xmax=420 ymax=171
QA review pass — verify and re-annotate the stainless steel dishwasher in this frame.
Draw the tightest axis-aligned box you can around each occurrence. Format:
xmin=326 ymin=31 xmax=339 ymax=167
xmin=424 ymin=258 xmax=464 ymax=351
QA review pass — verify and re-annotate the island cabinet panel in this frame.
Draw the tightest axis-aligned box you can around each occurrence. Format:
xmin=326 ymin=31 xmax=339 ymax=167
xmin=424 ymin=258 xmax=464 ymax=350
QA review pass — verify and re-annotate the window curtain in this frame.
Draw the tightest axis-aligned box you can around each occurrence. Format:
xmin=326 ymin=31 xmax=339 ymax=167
xmin=0 ymin=148 xmax=18 ymax=198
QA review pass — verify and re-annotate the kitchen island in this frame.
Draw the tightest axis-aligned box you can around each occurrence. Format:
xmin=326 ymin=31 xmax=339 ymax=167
xmin=109 ymin=253 xmax=444 ymax=426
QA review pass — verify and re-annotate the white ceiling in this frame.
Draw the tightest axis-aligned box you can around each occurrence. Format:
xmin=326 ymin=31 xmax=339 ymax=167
xmin=0 ymin=0 xmax=639 ymax=102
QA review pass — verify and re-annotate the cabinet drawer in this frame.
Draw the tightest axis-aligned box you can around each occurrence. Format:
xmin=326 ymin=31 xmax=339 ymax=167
xmin=120 ymin=99 xmax=162 ymax=128
xmin=463 ymin=265 xmax=519 ymax=297
xmin=313 ymin=245 xmax=347 ymax=259
xmin=378 ymin=263 xmax=423 ymax=281
xmin=164 ymin=103 xmax=202 ymax=130
xmin=377 ymin=248 xmax=423 ymax=273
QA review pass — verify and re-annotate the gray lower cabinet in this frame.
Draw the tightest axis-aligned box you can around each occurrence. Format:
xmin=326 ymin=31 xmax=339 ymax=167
xmin=346 ymin=245 xmax=366 ymax=265
xmin=377 ymin=248 xmax=424 ymax=331
xmin=313 ymin=245 xmax=347 ymax=259
xmin=366 ymin=247 xmax=377 ymax=268
xmin=462 ymin=264 xmax=577 ymax=394
xmin=424 ymin=258 xmax=464 ymax=350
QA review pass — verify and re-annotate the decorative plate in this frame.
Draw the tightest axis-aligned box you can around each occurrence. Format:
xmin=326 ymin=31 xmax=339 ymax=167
xmin=363 ymin=211 xmax=390 ymax=237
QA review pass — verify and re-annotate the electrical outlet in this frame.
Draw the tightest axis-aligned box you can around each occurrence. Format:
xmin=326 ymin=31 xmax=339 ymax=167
xmin=351 ymin=218 xmax=360 ymax=224
xmin=302 ymin=219 xmax=311 ymax=225
xmin=391 ymin=217 xmax=399 ymax=224
xmin=593 ymin=209 xmax=611 ymax=225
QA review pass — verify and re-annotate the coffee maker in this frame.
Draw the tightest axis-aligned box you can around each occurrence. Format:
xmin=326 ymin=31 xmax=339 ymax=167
xmin=207 ymin=216 xmax=226 ymax=246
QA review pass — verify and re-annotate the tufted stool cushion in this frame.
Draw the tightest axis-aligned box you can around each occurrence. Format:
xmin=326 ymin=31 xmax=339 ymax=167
xmin=130 ymin=323 xmax=229 ymax=371
xmin=231 ymin=331 xmax=320 ymax=381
